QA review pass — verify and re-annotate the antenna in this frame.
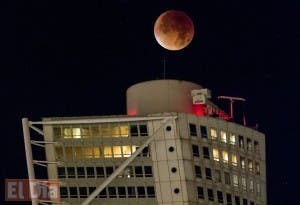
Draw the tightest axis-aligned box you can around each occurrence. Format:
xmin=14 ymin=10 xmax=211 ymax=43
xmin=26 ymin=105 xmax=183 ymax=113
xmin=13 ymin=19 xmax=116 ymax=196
xmin=217 ymin=96 xmax=246 ymax=119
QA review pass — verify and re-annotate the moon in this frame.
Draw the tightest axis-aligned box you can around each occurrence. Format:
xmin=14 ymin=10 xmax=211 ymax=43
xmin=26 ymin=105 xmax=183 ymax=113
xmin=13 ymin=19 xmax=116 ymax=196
xmin=154 ymin=10 xmax=194 ymax=51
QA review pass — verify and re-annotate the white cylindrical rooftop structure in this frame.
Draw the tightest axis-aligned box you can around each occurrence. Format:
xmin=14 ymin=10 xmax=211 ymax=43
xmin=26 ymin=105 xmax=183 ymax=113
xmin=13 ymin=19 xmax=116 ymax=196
xmin=126 ymin=79 xmax=202 ymax=115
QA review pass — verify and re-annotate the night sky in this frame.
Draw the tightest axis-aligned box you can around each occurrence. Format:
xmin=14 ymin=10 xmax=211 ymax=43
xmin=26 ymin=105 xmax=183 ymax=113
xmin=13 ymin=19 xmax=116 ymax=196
xmin=1 ymin=0 xmax=300 ymax=204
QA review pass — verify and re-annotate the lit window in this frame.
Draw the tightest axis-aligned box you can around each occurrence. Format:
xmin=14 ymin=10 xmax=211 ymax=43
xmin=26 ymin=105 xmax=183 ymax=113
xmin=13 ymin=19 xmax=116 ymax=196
xmin=222 ymin=151 xmax=229 ymax=163
xmin=241 ymin=177 xmax=247 ymax=191
xmin=217 ymin=191 xmax=223 ymax=203
xmin=203 ymin=147 xmax=210 ymax=159
xmin=72 ymin=128 xmax=81 ymax=139
xmin=104 ymin=147 xmax=113 ymax=158
xmin=73 ymin=147 xmax=83 ymax=159
xmin=93 ymin=147 xmax=100 ymax=158
xmin=200 ymin=125 xmax=207 ymax=138
xmin=197 ymin=187 xmax=204 ymax=199
xmin=111 ymin=125 xmax=120 ymax=137
xmin=65 ymin=147 xmax=73 ymax=159
xmin=221 ymin=131 xmax=227 ymax=143
xmin=230 ymin=133 xmax=236 ymax=145
xmin=224 ymin=172 xmax=231 ymax=185
xmin=81 ymin=126 xmax=90 ymax=138
xmin=249 ymin=179 xmax=254 ymax=192
xmin=231 ymin=154 xmax=238 ymax=166
xmin=55 ymin=147 xmax=63 ymax=160
xmin=239 ymin=135 xmax=244 ymax=148
xmin=100 ymin=124 xmax=110 ymax=137
xmin=248 ymin=160 xmax=253 ymax=172
xmin=240 ymin=157 xmax=246 ymax=169
xmin=213 ymin=148 xmax=219 ymax=161
xmin=233 ymin=174 xmax=239 ymax=187
xmin=247 ymin=138 xmax=252 ymax=151
xmin=122 ymin=146 xmax=132 ymax=157
xmin=211 ymin=128 xmax=217 ymax=139
xmin=91 ymin=125 xmax=99 ymax=136
xmin=63 ymin=128 xmax=72 ymax=138
xmin=189 ymin=123 xmax=197 ymax=136
xmin=84 ymin=147 xmax=93 ymax=158
xmin=207 ymin=188 xmax=214 ymax=201
xmin=113 ymin=146 xmax=122 ymax=158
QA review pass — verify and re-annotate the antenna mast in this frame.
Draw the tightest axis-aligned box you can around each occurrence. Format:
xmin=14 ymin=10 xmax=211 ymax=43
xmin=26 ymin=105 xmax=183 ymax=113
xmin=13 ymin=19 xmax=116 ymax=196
xmin=217 ymin=96 xmax=246 ymax=119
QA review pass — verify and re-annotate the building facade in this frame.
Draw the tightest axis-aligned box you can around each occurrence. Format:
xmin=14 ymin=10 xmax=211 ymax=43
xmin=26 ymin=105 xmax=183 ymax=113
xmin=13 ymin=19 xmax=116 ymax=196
xmin=25 ymin=80 xmax=266 ymax=205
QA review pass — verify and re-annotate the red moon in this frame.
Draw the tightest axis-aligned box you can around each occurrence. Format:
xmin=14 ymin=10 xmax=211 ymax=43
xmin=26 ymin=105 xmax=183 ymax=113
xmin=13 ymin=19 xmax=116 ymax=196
xmin=154 ymin=10 xmax=194 ymax=51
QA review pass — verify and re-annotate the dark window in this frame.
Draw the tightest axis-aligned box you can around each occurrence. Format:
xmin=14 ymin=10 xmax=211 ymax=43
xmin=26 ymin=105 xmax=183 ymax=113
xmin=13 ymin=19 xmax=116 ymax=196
xmin=142 ymin=146 xmax=149 ymax=157
xmin=67 ymin=167 xmax=75 ymax=178
xmin=215 ymin=170 xmax=222 ymax=183
xmin=195 ymin=166 xmax=202 ymax=178
xmin=224 ymin=172 xmax=231 ymax=185
xmin=53 ymin=127 xmax=61 ymax=137
xmin=197 ymin=187 xmax=204 ymax=199
xmin=118 ymin=187 xmax=126 ymax=198
xmin=57 ymin=167 xmax=66 ymax=178
xmin=235 ymin=196 xmax=240 ymax=205
xmin=250 ymin=201 xmax=254 ymax=205
xmin=130 ymin=125 xmax=138 ymax=137
xmin=205 ymin=168 xmax=212 ymax=180
xmin=69 ymin=187 xmax=78 ymax=198
xmin=243 ymin=198 xmax=248 ymax=205
xmin=108 ymin=187 xmax=116 ymax=198
xmin=217 ymin=191 xmax=223 ymax=203
xmin=60 ymin=187 xmax=68 ymax=198
xmin=192 ymin=145 xmax=200 ymax=157
xmin=189 ymin=123 xmax=197 ymax=136
xmin=226 ymin=193 xmax=232 ymax=205
xmin=207 ymin=188 xmax=214 ymax=201
xmin=77 ymin=167 xmax=85 ymax=178
xmin=239 ymin=135 xmax=244 ymax=148
xmin=147 ymin=186 xmax=155 ymax=198
xmin=79 ymin=187 xmax=87 ymax=198
xmin=106 ymin=167 xmax=114 ymax=177
xmin=86 ymin=167 xmax=95 ymax=178
xmin=144 ymin=166 xmax=153 ymax=177
xmin=137 ymin=186 xmax=146 ymax=198
xmin=139 ymin=125 xmax=148 ymax=136
xmin=96 ymin=167 xmax=104 ymax=178
xmin=247 ymin=138 xmax=252 ymax=150
xmin=203 ymin=147 xmax=210 ymax=159
xmin=89 ymin=187 xmax=96 ymax=195
xmin=99 ymin=188 xmax=107 ymax=198
xmin=127 ymin=186 xmax=136 ymax=198
xmin=200 ymin=125 xmax=207 ymax=138
xmin=254 ymin=141 xmax=259 ymax=152
xmin=135 ymin=166 xmax=143 ymax=177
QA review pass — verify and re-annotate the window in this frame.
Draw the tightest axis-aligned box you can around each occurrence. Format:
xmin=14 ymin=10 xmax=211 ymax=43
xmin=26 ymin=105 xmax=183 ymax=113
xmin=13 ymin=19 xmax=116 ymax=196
xmin=144 ymin=166 xmax=153 ymax=177
xmin=86 ymin=167 xmax=95 ymax=178
xmin=127 ymin=186 xmax=136 ymax=198
xmin=240 ymin=157 xmax=246 ymax=169
xmin=113 ymin=146 xmax=122 ymax=158
xmin=205 ymin=167 xmax=212 ymax=180
xmin=215 ymin=170 xmax=222 ymax=183
xmin=147 ymin=186 xmax=155 ymax=198
xmin=239 ymin=135 xmax=244 ymax=148
xmin=77 ymin=167 xmax=85 ymax=178
xmin=106 ymin=167 xmax=114 ymax=177
xmin=257 ymin=182 xmax=261 ymax=195
xmin=247 ymin=138 xmax=252 ymax=151
xmin=118 ymin=187 xmax=126 ymax=198
xmin=256 ymin=162 xmax=260 ymax=175
xmin=123 ymin=166 xmax=133 ymax=178
xmin=192 ymin=145 xmax=200 ymax=157
xmin=210 ymin=128 xmax=217 ymax=139
xmin=55 ymin=147 xmax=63 ymax=159
xmin=135 ymin=166 xmax=143 ymax=177
xmin=207 ymin=188 xmax=214 ymax=201
xmin=200 ymin=125 xmax=207 ymax=138
xmin=67 ymin=167 xmax=75 ymax=178
xmin=213 ymin=148 xmax=219 ymax=161
xmin=57 ymin=167 xmax=66 ymax=178
xmin=104 ymin=146 xmax=113 ymax=158
xmin=249 ymin=179 xmax=254 ymax=192
xmin=69 ymin=187 xmax=78 ymax=198
xmin=242 ymin=177 xmax=247 ymax=191
xmin=79 ymin=187 xmax=88 ymax=198
xmin=224 ymin=172 xmax=231 ymax=185
xmin=96 ymin=167 xmax=104 ymax=178
xmin=60 ymin=187 xmax=68 ymax=198
xmin=89 ymin=187 xmax=96 ymax=195
xmin=195 ymin=166 xmax=202 ymax=178
xmin=226 ymin=193 xmax=232 ymax=205
xmin=250 ymin=201 xmax=255 ymax=205
xmin=243 ymin=198 xmax=248 ymax=205
xmin=230 ymin=133 xmax=236 ymax=145
xmin=99 ymin=188 xmax=107 ymax=198
xmin=235 ymin=196 xmax=240 ymax=205
xmin=221 ymin=131 xmax=227 ymax=143
xmin=217 ymin=191 xmax=224 ymax=203
xmin=203 ymin=147 xmax=210 ymax=159
xmin=248 ymin=160 xmax=253 ymax=172
xmin=139 ymin=125 xmax=148 ymax=136
xmin=254 ymin=141 xmax=259 ymax=152
xmin=197 ymin=187 xmax=204 ymax=199
xmin=222 ymin=151 xmax=229 ymax=163
xmin=231 ymin=154 xmax=237 ymax=166
xmin=130 ymin=125 xmax=138 ymax=137
xmin=137 ymin=186 xmax=146 ymax=198
xmin=189 ymin=123 xmax=197 ymax=136
xmin=233 ymin=174 xmax=239 ymax=187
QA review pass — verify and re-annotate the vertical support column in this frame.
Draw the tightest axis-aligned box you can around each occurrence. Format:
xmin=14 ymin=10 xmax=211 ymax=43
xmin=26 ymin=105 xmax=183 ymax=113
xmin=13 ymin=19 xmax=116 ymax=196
xmin=22 ymin=118 xmax=38 ymax=205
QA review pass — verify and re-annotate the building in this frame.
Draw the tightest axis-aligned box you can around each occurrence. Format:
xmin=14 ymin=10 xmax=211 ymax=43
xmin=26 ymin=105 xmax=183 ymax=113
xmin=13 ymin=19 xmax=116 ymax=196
xmin=23 ymin=80 xmax=267 ymax=205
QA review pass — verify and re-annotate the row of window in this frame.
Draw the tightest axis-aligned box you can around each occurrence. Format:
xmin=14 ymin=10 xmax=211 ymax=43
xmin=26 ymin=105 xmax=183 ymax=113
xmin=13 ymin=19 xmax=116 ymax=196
xmin=55 ymin=145 xmax=150 ymax=160
xmin=197 ymin=187 xmax=259 ymax=205
xmin=60 ymin=186 xmax=155 ymax=199
xmin=57 ymin=166 xmax=153 ymax=179
xmin=195 ymin=166 xmax=261 ymax=194
xmin=53 ymin=123 xmax=148 ymax=139
xmin=192 ymin=145 xmax=260 ymax=174
xmin=189 ymin=123 xmax=260 ymax=152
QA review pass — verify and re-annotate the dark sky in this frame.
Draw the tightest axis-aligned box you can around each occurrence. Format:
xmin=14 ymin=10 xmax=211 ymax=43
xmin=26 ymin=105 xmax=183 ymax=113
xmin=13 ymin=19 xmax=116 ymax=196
xmin=1 ymin=0 xmax=300 ymax=204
